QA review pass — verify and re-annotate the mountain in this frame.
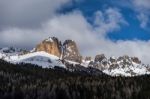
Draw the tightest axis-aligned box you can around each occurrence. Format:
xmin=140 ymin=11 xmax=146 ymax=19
xmin=0 ymin=46 xmax=65 ymax=69
xmin=35 ymin=37 xmax=62 ymax=57
xmin=0 ymin=47 xmax=28 ymax=55
xmin=62 ymin=40 xmax=82 ymax=63
xmin=88 ymin=54 xmax=150 ymax=76
xmin=0 ymin=37 xmax=150 ymax=76
xmin=0 ymin=47 xmax=29 ymax=60
xmin=35 ymin=37 xmax=82 ymax=63
xmin=4 ymin=51 xmax=65 ymax=68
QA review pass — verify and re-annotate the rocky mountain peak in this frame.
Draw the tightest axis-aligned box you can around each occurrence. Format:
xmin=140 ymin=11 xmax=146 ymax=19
xmin=109 ymin=56 xmax=116 ymax=63
xmin=85 ymin=56 xmax=92 ymax=61
xmin=95 ymin=54 xmax=106 ymax=62
xmin=35 ymin=37 xmax=82 ymax=63
xmin=44 ymin=37 xmax=59 ymax=43
xmin=0 ymin=47 xmax=28 ymax=56
xmin=63 ymin=40 xmax=74 ymax=45
xmin=62 ymin=39 xmax=82 ymax=63
xmin=35 ymin=37 xmax=62 ymax=57
xmin=117 ymin=55 xmax=129 ymax=61
xmin=131 ymin=57 xmax=141 ymax=64
xmin=87 ymin=54 xmax=149 ymax=76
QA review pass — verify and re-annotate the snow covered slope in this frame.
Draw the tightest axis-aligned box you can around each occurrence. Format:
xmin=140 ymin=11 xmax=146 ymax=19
xmin=3 ymin=51 xmax=65 ymax=68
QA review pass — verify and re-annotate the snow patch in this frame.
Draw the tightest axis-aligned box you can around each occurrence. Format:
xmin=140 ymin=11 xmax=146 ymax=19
xmin=4 ymin=51 xmax=65 ymax=68
xmin=45 ymin=37 xmax=54 ymax=42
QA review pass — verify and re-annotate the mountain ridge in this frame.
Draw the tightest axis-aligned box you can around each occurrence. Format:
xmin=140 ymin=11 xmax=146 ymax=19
xmin=0 ymin=37 xmax=150 ymax=76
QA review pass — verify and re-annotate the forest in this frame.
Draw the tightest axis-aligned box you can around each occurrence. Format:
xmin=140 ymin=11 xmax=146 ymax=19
xmin=0 ymin=59 xmax=150 ymax=99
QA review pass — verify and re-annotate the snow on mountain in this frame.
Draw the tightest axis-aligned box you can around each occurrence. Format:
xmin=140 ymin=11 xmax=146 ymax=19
xmin=0 ymin=47 xmax=27 ymax=56
xmin=0 ymin=53 xmax=5 ymax=59
xmin=0 ymin=38 xmax=150 ymax=77
xmin=88 ymin=54 xmax=150 ymax=76
xmin=45 ymin=37 xmax=54 ymax=42
xmin=3 ymin=51 xmax=65 ymax=68
xmin=0 ymin=48 xmax=150 ymax=76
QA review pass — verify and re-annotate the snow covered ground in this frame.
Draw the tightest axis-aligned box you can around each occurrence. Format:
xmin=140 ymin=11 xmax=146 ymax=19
xmin=1 ymin=51 xmax=65 ymax=68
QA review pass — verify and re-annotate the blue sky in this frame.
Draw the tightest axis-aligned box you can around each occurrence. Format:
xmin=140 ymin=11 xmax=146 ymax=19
xmin=60 ymin=0 xmax=150 ymax=41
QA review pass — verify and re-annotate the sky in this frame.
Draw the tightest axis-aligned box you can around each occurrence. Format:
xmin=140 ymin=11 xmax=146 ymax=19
xmin=0 ymin=0 xmax=150 ymax=64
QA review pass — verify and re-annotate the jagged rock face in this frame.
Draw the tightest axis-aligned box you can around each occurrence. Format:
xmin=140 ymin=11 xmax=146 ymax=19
xmin=131 ymin=57 xmax=141 ymax=64
xmin=88 ymin=54 xmax=150 ymax=76
xmin=88 ymin=54 xmax=108 ymax=70
xmin=62 ymin=40 xmax=82 ymax=63
xmin=35 ymin=37 xmax=82 ymax=62
xmin=0 ymin=47 xmax=28 ymax=56
xmin=85 ymin=56 xmax=92 ymax=61
xmin=95 ymin=54 xmax=106 ymax=62
xmin=109 ymin=57 xmax=116 ymax=63
xmin=35 ymin=37 xmax=62 ymax=57
xmin=117 ymin=55 xmax=132 ymax=66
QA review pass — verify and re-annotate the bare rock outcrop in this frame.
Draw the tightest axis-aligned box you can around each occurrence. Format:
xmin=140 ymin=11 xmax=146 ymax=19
xmin=95 ymin=54 xmax=106 ymax=62
xmin=35 ymin=37 xmax=62 ymax=57
xmin=62 ymin=40 xmax=82 ymax=63
xmin=85 ymin=56 xmax=92 ymax=61
xmin=35 ymin=37 xmax=82 ymax=63
xmin=131 ymin=57 xmax=141 ymax=64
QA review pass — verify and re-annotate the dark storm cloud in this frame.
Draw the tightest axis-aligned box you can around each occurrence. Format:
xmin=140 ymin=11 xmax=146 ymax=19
xmin=0 ymin=0 xmax=71 ymax=29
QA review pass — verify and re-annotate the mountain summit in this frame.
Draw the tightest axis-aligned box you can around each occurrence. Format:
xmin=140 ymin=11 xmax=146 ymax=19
xmin=35 ymin=37 xmax=82 ymax=63
xmin=63 ymin=40 xmax=82 ymax=63
xmin=35 ymin=37 xmax=62 ymax=57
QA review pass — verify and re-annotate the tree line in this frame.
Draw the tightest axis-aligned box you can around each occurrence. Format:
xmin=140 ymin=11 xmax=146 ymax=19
xmin=0 ymin=59 xmax=150 ymax=99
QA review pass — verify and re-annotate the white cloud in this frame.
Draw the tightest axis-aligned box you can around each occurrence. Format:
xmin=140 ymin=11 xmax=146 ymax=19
xmin=137 ymin=13 xmax=149 ymax=28
xmin=133 ymin=0 xmax=150 ymax=10
xmin=132 ymin=0 xmax=150 ymax=28
xmin=94 ymin=8 xmax=128 ymax=35
xmin=0 ymin=8 xmax=150 ymax=64
xmin=0 ymin=0 xmax=72 ymax=29
xmin=115 ymin=0 xmax=150 ymax=28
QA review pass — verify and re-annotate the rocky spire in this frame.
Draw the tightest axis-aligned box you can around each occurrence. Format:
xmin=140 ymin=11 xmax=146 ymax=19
xmin=35 ymin=37 xmax=62 ymax=57
xmin=62 ymin=40 xmax=82 ymax=63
